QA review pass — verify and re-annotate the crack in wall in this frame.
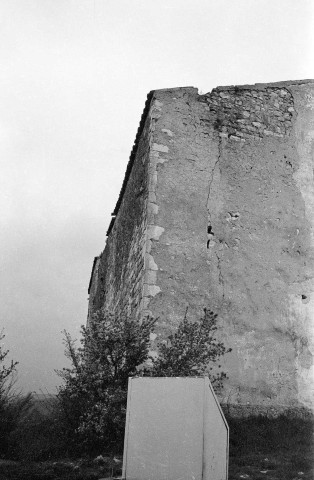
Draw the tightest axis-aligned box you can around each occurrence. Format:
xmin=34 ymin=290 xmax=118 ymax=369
xmin=207 ymin=141 xmax=222 ymax=206
xmin=207 ymin=133 xmax=226 ymax=301
xmin=207 ymin=132 xmax=223 ymax=250
xmin=206 ymin=129 xmax=223 ymax=245
xmin=215 ymin=251 xmax=225 ymax=299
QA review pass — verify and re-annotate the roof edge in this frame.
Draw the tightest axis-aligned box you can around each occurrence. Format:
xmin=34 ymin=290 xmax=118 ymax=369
xmin=88 ymin=256 xmax=99 ymax=294
xmin=214 ymin=79 xmax=314 ymax=92
xmin=106 ymin=89 xmax=155 ymax=236
xmin=105 ymin=79 xmax=313 ymax=237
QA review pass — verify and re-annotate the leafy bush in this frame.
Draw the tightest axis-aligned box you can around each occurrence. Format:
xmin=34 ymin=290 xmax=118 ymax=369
xmin=57 ymin=308 xmax=231 ymax=455
xmin=57 ymin=312 xmax=156 ymax=454
xmin=149 ymin=308 xmax=231 ymax=388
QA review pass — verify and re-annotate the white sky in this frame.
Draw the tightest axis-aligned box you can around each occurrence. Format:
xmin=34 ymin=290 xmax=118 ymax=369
xmin=0 ymin=0 xmax=313 ymax=393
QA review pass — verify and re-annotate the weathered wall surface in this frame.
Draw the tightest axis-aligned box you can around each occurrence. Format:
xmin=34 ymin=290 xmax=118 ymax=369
xmin=88 ymin=94 xmax=154 ymax=320
xmin=88 ymin=80 xmax=314 ymax=414
xmin=201 ymin=82 xmax=314 ymax=412
xmin=142 ymin=87 xmax=215 ymax=336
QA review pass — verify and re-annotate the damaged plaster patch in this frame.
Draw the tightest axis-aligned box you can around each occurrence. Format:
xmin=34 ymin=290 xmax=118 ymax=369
xmin=161 ymin=128 xmax=174 ymax=137
xmin=228 ymin=212 xmax=240 ymax=221
xmin=204 ymin=86 xmax=294 ymax=141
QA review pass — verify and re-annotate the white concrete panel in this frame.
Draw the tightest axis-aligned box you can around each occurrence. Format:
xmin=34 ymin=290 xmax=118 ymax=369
xmin=122 ymin=377 xmax=228 ymax=480
xmin=203 ymin=378 xmax=229 ymax=480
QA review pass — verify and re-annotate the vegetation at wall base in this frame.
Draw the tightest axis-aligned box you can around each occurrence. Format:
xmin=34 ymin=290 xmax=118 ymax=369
xmin=56 ymin=307 xmax=231 ymax=456
xmin=0 ymin=414 xmax=312 ymax=479
xmin=149 ymin=308 xmax=231 ymax=386
xmin=56 ymin=311 xmax=157 ymax=455
xmin=2 ymin=315 xmax=312 ymax=480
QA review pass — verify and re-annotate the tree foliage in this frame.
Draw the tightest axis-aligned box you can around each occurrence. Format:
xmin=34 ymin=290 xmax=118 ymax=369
xmin=58 ymin=308 xmax=231 ymax=454
xmin=57 ymin=312 xmax=156 ymax=453
xmin=150 ymin=308 xmax=231 ymax=387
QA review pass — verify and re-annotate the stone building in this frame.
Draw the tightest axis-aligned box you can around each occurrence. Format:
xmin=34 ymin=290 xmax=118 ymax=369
xmin=88 ymin=80 xmax=314 ymax=416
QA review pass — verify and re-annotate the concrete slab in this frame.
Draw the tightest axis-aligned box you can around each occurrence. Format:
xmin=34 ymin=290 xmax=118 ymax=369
xmin=122 ymin=377 xmax=228 ymax=480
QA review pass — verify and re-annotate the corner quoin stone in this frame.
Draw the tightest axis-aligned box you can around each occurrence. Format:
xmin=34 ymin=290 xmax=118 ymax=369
xmin=88 ymin=80 xmax=314 ymax=418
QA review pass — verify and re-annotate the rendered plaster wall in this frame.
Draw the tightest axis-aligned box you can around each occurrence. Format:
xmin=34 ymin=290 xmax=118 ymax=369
xmin=88 ymin=80 xmax=314 ymax=414
xmin=142 ymin=87 xmax=215 ymax=335
xmin=145 ymin=81 xmax=314 ymax=413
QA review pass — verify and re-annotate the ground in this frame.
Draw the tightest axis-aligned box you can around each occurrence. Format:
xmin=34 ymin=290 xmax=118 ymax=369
xmin=0 ymin=415 xmax=312 ymax=479
xmin=0 ymin=451 xmax=312 ymax=480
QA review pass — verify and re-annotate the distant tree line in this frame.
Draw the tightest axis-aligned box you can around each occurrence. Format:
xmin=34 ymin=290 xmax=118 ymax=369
xmin=0 ymin=330 xmax=32 ymax=457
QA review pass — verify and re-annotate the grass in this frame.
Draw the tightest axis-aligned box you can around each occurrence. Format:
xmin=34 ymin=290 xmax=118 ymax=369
xmin=227 ymin=414 xmax=313 ymax=480
xmin=0 ymin=414 xmax=312 ymax=479
xmin=0 ymin=457 xmax=123 ymax=480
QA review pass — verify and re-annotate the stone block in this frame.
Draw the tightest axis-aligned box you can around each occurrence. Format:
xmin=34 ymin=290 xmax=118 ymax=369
xmin=147 ymin=225 xmax=165 ymax=241
xmin=152 ymin=143 xmax=169 ymax=153
xmin=230 ymin=135 xmax=241 ymax=141
xmin=143 ymin=284 xmax=161 ymax=297
xmin=145 ymin=253 xmax=158 ymax=270
xmin=144 ymin=269 xmax=157 ymax=285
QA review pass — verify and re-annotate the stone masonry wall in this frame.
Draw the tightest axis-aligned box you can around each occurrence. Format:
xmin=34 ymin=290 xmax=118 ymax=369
xmin=206 ymin=85 xmax=294 ymax=141
xmin=88 ymin=80 xmax=314 ymax=415
xmin=88 ymin=94 xmax=154 ymax=320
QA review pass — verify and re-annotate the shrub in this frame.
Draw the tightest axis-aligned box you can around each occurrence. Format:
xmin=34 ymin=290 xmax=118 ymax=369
xmin=57 ymin=312 xmax=156 ymax=454
xmin=57 ymin=308 xmax=231 ymax=455
xmin=149 ymin=308 xmax=231 ymax=389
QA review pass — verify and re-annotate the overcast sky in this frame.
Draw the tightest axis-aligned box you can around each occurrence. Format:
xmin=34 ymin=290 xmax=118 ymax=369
xmin=1 ymin=0 xmax=313 ymax=393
